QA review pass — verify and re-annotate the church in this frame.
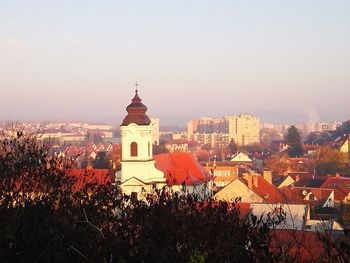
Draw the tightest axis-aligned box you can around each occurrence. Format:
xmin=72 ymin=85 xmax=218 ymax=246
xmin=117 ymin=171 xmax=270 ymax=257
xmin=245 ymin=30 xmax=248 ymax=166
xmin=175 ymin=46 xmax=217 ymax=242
xmin=116 ymin=87 xmax=211 ymax=198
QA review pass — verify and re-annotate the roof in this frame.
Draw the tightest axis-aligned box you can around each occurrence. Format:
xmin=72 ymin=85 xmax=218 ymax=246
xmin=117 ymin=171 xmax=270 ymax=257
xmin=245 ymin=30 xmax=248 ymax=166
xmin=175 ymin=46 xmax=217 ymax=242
xmin=321 ymin=176 xmax=350 ymax=193
xmin=230 ymin=152 xmax=252 ymax=162
xmin=243 ymin=176 xmax=282 ymax=203
xmin=309 ymin=188 xmax=333 ymax=201
xmin=333 ymin=188 xmax=348 ymax=201
xmin=253 ymin=176 xmax=281 ymax=203
xmin=213 ymin=176 xmax=236 ymax=182
xmin=332 ymin=134 xmax=349 ymax=148
xmin=280 ymin=186 xmax=334 ymax=205
xmin=303 ymin=144 xmax=320 ymax=151
xmin=121 ymin=90 xmax=151 ymax=126
xmin=272 ymin=176 xmax=288 ymax=187
xmin=68 ymin=168 xmax=113 ymax=191
xmin=293 ymin=178 xmax=326 ymax=188
xmin=270 ymin=229 xmax=325 ymax=261
xmin=287 ymin=172 xmax=312 ymax=180
xmin=205 ymin=165 xmax=239 ymax=171
xmin=154 ymin=153 xmax=212 ymax=186
xmin=278 ymin=186 xmax=305 ymax=204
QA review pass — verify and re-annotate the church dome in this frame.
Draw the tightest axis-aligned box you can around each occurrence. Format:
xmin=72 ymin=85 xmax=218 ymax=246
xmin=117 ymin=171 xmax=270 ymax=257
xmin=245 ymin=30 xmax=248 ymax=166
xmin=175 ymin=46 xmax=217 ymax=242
xmin=121 ymin=90 xmax=151 ymax=126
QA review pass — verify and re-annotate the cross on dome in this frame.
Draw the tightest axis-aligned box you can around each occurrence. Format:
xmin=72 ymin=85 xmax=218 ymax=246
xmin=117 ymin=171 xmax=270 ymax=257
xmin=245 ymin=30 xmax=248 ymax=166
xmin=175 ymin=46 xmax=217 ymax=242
xmin=134 ymin=81 xmax=139 ymax=93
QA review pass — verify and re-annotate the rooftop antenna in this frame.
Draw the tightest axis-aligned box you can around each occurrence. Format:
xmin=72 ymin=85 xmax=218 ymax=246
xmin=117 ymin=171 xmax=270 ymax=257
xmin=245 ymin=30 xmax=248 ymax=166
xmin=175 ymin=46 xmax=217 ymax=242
xmin=134 ymin=81 xmax=139 ymax=93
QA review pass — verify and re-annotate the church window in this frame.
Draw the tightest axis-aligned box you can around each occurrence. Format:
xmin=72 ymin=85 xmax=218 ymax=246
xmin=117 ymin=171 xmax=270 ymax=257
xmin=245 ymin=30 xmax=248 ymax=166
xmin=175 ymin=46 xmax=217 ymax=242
xmin=131 ymin=142 xmax=138 ymax=157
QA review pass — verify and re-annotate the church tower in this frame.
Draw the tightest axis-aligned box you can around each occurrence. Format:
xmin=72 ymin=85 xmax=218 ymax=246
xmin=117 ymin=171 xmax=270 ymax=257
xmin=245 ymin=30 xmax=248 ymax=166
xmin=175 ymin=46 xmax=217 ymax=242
xmin=119 ymin=86 xmax=165 ymax=194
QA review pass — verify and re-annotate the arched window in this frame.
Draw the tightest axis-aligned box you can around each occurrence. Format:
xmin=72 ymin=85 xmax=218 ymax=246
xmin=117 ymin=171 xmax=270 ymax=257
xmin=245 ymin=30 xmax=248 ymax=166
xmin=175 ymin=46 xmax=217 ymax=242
xmin=130 ymin=142 xmax=138 ymax=157
xmin=148 ymin=142 xmax=150 ymax=157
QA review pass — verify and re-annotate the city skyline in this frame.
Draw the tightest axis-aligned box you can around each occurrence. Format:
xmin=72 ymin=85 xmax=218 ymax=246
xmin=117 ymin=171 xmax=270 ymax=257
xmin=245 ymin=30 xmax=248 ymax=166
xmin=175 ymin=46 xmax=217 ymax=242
xmin=1 ymin=1 xmax=349 ymax=125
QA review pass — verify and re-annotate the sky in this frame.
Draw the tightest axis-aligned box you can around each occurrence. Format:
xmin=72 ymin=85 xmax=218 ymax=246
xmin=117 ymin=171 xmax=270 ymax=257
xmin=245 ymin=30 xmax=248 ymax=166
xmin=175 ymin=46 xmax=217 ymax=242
xmin=1 ymin=0 xmax=350 ymax=126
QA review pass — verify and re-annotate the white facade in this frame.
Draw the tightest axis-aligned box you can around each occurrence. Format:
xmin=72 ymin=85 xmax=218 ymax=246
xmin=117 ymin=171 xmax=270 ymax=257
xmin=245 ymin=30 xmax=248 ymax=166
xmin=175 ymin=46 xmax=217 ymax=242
xmin=230 ymin=152 xmax=252 ymax=163
xmin=120 ymin=123 xmax=165 ymax=186
xmin=250 ymin=203 xmax=308 ymax=230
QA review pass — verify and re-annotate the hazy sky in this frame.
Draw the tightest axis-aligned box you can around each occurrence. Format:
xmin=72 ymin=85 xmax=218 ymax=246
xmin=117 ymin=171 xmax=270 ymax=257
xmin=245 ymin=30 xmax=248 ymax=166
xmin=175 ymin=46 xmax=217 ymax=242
xmin=1 ymin=1 xmax=349 ymax=125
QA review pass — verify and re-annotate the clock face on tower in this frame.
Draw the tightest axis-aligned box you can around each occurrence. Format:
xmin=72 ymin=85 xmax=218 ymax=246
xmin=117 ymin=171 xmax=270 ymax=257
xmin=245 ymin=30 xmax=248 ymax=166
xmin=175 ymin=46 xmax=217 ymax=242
xmin=129 ymin=123 xmax=138 ymax=134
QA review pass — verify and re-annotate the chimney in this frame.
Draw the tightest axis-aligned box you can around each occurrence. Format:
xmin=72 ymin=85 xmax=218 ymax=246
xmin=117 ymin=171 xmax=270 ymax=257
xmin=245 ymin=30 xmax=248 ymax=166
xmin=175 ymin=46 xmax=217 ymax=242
xmin=263 ymin=170 xmax=272 ymax=185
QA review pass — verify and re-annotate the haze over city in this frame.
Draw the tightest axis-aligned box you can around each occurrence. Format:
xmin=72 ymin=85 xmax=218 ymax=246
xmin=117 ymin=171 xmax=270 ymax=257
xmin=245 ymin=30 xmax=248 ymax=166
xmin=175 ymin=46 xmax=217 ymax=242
xmin=1 ymin=1 xmax=349 ymax=125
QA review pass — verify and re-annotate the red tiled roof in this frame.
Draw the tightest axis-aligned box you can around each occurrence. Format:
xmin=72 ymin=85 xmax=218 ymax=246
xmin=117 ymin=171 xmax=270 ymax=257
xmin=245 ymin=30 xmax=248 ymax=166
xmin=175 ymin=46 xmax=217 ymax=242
xmin=278 ymin=186 xmax=305 ymax=204
xmin=270 ymin=229 xmax=325 ymax=261
xmin=321 ymin=176 xmax=350 ymax=193
xmin=282 ymin=185 xmax=336 ymax=205
xmin=245 ymin=176 xmax=282 ymax=203
xmin=309 ymin=188 xmax=333 ymax=201
xmin=333 ymin=188 xmax=347 ymax=201
xmin=154 ymin=153 xmax=212 ymax=186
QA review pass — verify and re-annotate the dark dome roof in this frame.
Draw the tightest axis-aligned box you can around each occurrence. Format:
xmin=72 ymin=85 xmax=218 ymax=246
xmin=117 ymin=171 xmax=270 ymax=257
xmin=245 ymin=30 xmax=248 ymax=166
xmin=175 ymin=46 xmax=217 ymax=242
xmin=121 ymin=90 xmax=151 ymax=126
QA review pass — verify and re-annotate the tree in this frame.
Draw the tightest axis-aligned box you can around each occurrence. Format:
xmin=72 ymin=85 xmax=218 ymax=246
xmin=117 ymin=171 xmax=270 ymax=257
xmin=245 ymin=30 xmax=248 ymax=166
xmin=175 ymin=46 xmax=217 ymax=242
xmin=0 ymin=130 xmax=274 ymax=262
xmin=85 ymin=131 xmax=104 ymax=144
xmin=153 ymin=142 xmax=169 ymax=155
xmin=227 ymin=138 xmax=238 ymax=155
xmin=201 ymin=143 xmax=212 ymax=151
xmin=92 ymin=151 xmax=111 ymax=169
xmin=264 ymin=153 xmax=291 ymax=177
xmin=312 ymin=146 xmax=349 ymax=176
xmin=284 ymin=125 xmax=304 ymax=157
xmin=1 ymin=130 xmax=349 ymax=262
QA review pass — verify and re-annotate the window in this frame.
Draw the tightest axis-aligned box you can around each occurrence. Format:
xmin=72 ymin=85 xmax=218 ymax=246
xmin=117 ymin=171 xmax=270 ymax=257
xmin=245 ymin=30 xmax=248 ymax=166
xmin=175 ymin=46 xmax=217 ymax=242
xmin=148 ymin=142 xmax=150 ymax=157
xmin=309 ymin=193 xmax=315 ymax=200
xmin=130 ymin=142 xmax=138 ymax=157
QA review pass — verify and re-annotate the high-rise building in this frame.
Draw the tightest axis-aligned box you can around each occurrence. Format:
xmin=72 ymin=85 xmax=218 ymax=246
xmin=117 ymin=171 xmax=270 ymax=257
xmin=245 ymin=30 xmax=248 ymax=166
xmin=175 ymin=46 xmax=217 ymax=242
xmin=186 ymin=114 xmax=259 ymax=146
xmin=150 ymin=118 xmax=160 ymax=145
xmin=315 ymin=121 xmax=341 ymax=132
xmin=226 ymin=114 xmax=260 ymax=146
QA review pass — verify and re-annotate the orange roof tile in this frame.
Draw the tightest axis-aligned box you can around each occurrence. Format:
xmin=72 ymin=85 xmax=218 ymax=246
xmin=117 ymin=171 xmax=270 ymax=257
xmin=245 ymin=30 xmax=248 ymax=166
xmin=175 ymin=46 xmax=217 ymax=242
xmin=154 ymin=153 xmax=212 ymax=186
xmin=246 ymin=176 xmax=282 ymax=203
xmin=321 ymin=176 xmax=350 ymax=193
xmin=278 ymin=186 xmax=305 ymax=204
